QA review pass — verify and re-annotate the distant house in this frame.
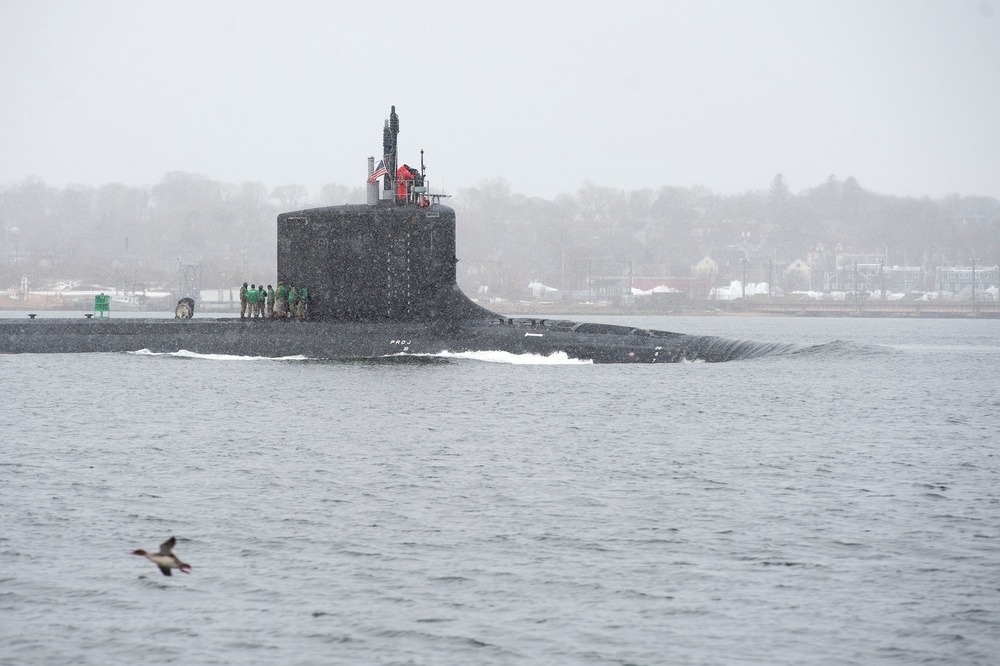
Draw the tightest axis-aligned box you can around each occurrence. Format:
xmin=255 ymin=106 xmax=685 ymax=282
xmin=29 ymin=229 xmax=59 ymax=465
xmin=935 ymin=265 xmax=998 ymax=296
xmin=885 ymin=266 xmax=926 ymax=293
xmin=783 ymin=259 xmax=812 ymax=290
xmin=829 ymin=253 xmax=889 ymax=292
xmin=829 ymin=262 xmax=927 ymax=293
xmin=692 ymin=256 xmax=718 ymax=279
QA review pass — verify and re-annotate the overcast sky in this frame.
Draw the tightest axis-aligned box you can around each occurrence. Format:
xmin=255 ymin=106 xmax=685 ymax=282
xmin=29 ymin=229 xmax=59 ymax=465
xmin=1 ymin=0 xmax=998 ymax=200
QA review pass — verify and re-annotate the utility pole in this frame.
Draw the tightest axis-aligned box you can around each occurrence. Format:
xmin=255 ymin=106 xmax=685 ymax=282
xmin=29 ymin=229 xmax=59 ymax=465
xmin=971 ymin=256 xmax=978 ymax=315
xmin=879 ymin=259 xmax=885 ymax=301
xmin=741 ymin=256 xmax=748 ymax=311
xmin=854 ymin=259 xmax=859 ymax=314
xmin=588 ymin=260 xmax=592 ymax=303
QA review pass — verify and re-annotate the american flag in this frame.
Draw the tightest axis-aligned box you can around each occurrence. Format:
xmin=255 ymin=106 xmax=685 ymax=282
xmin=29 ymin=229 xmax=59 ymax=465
xmin=367 ymin=159 xmax=388 ymax=184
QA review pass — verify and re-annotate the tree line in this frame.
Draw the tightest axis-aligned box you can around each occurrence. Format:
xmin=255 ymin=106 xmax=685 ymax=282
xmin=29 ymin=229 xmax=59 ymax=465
xmin=453 ymin=174 xmax=998 ymax=298
xmin=0 ymin=173 xmax=365 ymax=292
xmin=2 ymin=172 xmax=997 ymax=298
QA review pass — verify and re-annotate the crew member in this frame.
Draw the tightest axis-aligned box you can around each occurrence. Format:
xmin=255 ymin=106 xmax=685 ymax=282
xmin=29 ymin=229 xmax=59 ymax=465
xmin=256 ymin=283 xmax=266 ymax=318
xmin=266 ymin=284 xmax=275 ymax=318
xmin=275 ymin=281 xmax=288 ymax=318
xmin=239 ymin=282 xmax=249 ymax=319
xmin=288 ymin=284 xmax=299 ymax=319
xmin=396 ymin=164 xmax=416 ymax=202
xmin=296 ymin=285 xmax=309 ymax=320
xmin=248 ymin=283 xmax=259 ymax=318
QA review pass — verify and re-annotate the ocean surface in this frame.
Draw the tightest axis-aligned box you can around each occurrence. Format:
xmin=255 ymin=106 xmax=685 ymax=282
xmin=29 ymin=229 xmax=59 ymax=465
xmin=2 ymin=313 xmax=998 ymax=665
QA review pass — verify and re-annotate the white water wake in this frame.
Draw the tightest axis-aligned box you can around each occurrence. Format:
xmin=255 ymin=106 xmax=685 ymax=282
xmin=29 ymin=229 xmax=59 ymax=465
xmin=129 ymin=349 xmax=309 ymax=361
xmin=390 ymin=350 xmax=592 ymax=365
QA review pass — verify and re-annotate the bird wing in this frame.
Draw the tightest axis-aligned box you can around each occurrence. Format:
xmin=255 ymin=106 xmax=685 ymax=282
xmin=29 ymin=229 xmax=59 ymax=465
xmin=158 ymin=565 xmax=172 ymax=576
xmin=158 ymin=537 xmax=176 ymax=555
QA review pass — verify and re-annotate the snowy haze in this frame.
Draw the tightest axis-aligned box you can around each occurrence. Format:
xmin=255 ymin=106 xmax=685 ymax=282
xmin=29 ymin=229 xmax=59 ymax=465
xmin=2 ymin=0 xmax=998 ymax=199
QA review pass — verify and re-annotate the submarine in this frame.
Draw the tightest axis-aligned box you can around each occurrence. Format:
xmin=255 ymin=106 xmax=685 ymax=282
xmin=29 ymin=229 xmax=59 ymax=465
xmin=0 ymin=107 xmax=791 ymax=363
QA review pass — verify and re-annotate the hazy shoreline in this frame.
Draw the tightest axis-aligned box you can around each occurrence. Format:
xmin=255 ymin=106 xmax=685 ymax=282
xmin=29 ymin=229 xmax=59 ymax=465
xmin=5 ymin=300 xmax=995 ymax=319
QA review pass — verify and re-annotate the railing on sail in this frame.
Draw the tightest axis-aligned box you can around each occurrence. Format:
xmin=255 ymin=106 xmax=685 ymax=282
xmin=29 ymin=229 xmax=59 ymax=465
xmin=394 ymin=178 xmax=450 ymax=206
xmin=386 ymin=149 xmax=450 ymax=206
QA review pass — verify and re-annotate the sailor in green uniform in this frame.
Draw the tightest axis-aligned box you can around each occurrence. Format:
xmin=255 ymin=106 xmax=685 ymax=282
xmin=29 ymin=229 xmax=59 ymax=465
xmin=297 ymin=286 xmax=309 ymax=320
xmin=288 ymin=285 xmax=299 ymax=320
xmin=239 ymin=282 xmax=249 ymax=318
xmin=276 ymin=281 xmax=288 ymax=318
xmin=256 ymin=283 xmax=266 ymax=318
xmin=247 ymin=283 xmax=259 ymax=318
xmin=266 ymin=284 xmax=275 ymax=318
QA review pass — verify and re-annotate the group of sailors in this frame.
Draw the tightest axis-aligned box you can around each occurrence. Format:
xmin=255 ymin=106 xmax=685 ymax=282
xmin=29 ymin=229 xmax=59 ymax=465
xmin=239 ymin=281 xmax=308 ymax=320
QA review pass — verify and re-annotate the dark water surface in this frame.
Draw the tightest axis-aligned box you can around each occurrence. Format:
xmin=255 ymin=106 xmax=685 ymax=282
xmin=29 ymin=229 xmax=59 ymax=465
xmin=2 ymin=315 xmax=998 ymax=665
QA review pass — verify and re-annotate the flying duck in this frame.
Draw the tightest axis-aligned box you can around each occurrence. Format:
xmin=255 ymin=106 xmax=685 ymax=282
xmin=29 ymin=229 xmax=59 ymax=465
xmin=131 ymin=536 xmax=192 ymax=576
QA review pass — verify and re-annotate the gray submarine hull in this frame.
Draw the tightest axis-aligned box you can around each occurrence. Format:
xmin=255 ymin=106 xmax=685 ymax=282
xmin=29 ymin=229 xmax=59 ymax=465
xmin=0 ymin=315 xmax=789 ymax=362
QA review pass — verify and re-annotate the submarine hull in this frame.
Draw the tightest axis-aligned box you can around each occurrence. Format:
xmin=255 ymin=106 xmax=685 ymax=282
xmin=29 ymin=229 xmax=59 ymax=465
xmin=0 ymin=316 xmax=789 ymax=363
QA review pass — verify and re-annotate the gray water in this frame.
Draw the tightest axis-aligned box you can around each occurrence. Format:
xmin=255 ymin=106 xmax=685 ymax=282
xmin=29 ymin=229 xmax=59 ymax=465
xmin=2 ymin=315 xmax=998 ymax=665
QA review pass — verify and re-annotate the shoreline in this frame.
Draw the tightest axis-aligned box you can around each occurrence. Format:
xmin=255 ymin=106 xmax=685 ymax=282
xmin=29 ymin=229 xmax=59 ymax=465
xmin=2 ymin=297 xmax=997 ymax=319
xmin=482 ymin=300 xmax=1000 ymax=319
